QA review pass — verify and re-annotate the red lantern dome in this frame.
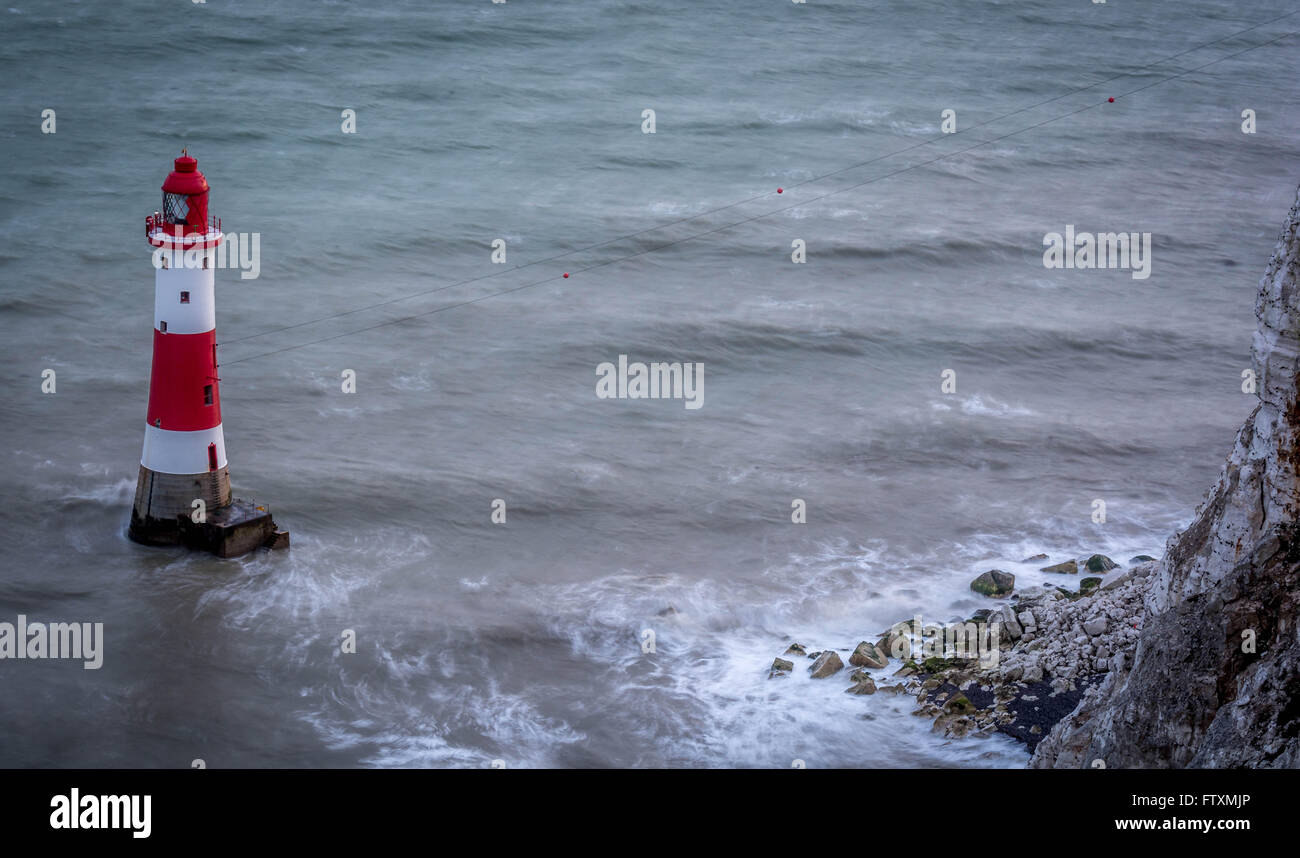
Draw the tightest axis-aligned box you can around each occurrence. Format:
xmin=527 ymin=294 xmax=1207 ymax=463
xmin=146 ymin=151 xmax=221 ymax=248
xmin=160 ymin=153 xmax=209 ymax=234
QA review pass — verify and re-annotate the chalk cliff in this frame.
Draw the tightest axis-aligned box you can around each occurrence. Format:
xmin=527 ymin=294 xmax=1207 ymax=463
xmin=1032 ymin=185 xmax=1300 ymax=768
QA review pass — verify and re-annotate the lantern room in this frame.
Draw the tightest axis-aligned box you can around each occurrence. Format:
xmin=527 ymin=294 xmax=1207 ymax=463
xmin=161 ymin=151 xmax=209 ymax=233
xmin=146 ymin=150 xmax=222 ymax=250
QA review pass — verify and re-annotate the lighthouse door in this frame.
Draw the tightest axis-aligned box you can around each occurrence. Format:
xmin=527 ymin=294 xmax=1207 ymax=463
xmin=207 ymin=442 xmax=218 ymax=472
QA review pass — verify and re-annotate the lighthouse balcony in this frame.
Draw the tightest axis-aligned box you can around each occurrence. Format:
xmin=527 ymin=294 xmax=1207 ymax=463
xmin=146 ymin=213 xmax=224 ymax=250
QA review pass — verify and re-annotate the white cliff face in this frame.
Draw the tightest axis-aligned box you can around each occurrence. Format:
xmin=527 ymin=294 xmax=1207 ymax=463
xmin=1033 ymin=185 xmax=1300 ymax=768
xmin=1146 ymin=189 xmax=1300 ymax=616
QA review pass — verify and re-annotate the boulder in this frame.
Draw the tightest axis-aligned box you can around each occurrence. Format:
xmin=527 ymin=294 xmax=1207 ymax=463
xmin=878 ymin=631 xmax=912 ymax=660
xmin=784 ymin=643 xmax=807 ymax=656
xmin=1101 ymin=570 xmax=1133 ymax=591
xmin=1083 ymin=617 xmax=1107 ymax=637
xmin=1041 ymin=560 xmax=1078 ymax=574
xmin=1022 ymin=553 xmax=1049 ymax=562
xmin=1079 ymin=577 xmax=1102 ymax=595
xmin=970 ymin=569 xmax=1016 ymax=597
xmin=1084 ymin=554 xmax=1119 ymax=573
xmin=1129 ymin=555 xmax=1157 ymax=564
xmin=849 ymin=641 xmax=889 ymax=668
xmin=988 ymin=606 xmax=1022 ymax=640
xmin=809 ymin=650 xmax=843 ymax=678
xmin=943 ymin=693 xmax=976 ymax=714
xmin=770 ymin=657 xmax=794 ymax=676
xmin=845 ymin=678 xmax=877 ymax=695
xmin=1015 ymin=584 xmax=1056 ymax=603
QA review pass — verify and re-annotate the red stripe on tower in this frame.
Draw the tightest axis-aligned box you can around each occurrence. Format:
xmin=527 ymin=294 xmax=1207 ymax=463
xmin=147 ymin=329 xmax=221 ymax=430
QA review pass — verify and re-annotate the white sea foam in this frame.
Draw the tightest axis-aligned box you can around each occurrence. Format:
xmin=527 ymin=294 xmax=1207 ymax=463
xmin=958 ymin=394 xmax=1035 ymax=418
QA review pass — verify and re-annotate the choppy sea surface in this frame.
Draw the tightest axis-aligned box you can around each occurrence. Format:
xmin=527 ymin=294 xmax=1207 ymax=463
xmin=1 ymin=0 xmax=1298 ymax=767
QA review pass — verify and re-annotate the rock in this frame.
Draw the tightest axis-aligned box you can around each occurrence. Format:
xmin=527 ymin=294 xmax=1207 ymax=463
xmin=784 ymin=643 xmax=807 ymax=656
xmin=970 ymin=569 xmax=1016 ymax=597
xmin=1023 ymin=662 xmax=1044 ymax=683
xmin=986 ymin=605 xmax=1021 ymax=638
xmin=770 ymin=657 xmax=794 ymax=676
xmin=1100 ymin=570 xmax=1133 ymax=590
xmin=943 ymin=693 xmax=976 ymax=714
xmin=1023 ymin=553 xmax=1049 ymax=562
xmin=809 ymin=650 xmax=843 ymax=678
xmin=1082 ymin=617 xmax=1107 ymax=637
xmin=1084 ymin=554 xmax=1118 ymax=573
xmin=845 ymin=678 xmax=877 ymax=695
xmin=1079 ymin=577 xmax=1102 ymax=595
xmin=1129 ymin=555 xmax=1157 ymax=564
xmin=1015 ymin=585 xmax=1056 ymax=603
xmin=879 ymin=631 xmax=912 ymax=660
xmin=1017 ymin=610 xmax=1037 ymax=631
xmin=1041 ymin=560 xmax=1078 ymax=574
xmin=933 ymin=712 xmax=975 ymax=738
xmin=849 ymin=641 xmax=889 ymax=668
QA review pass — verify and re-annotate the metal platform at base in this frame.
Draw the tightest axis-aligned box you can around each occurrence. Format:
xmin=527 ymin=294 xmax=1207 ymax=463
xmin=176 ymin=498 xmax=289 ymax=558
xmin=131 ymin=497 xmax=289 ymax=558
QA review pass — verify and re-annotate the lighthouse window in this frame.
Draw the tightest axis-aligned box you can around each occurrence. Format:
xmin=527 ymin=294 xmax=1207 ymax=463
xmin=163 ymin=192 xmax=189 ymax=225
xmin=180 ymin=291 xmax=190 ymax=304
xmin=159 ymin=321 xmax=167 ymax=333
xmin=203 ymin=385 xmax=213 ymax=406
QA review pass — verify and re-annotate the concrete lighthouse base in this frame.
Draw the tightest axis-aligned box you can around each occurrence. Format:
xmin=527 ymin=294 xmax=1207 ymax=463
xmin=129 ymin=466 xmax=288 ymax=557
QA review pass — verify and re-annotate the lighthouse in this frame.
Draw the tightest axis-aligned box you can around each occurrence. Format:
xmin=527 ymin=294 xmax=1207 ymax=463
xmin=129 ymin=152 xmax=288 ymax=557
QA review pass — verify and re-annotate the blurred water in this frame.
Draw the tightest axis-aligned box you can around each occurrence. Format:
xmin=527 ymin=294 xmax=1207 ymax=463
xmin=0 ymin=0 xmax=1297 ymax=767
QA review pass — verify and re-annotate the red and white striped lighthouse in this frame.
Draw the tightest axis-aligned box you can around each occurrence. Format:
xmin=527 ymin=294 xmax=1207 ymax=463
xmin=129 ymin=152 xmax=286 ymax=555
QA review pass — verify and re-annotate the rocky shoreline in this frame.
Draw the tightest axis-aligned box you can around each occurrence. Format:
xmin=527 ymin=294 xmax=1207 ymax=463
xmin=769 ymin=553 xmax=1158 ymax=754
xmin=1030 ymin=185 xmax=1300 ymax=768
xmin=772 ymin=183 xmax=1300 ymax=768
